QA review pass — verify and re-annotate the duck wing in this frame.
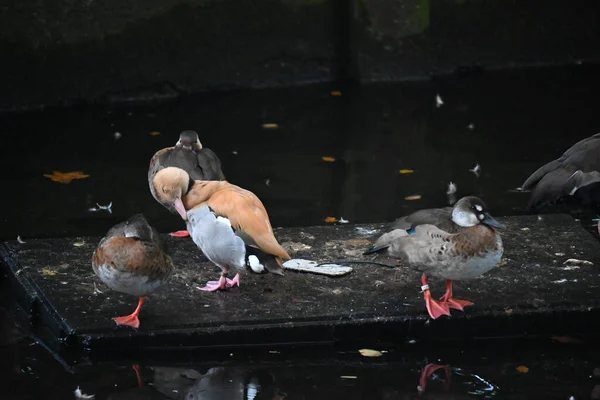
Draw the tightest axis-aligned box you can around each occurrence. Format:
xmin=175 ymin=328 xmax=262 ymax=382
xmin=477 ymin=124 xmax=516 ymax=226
xmin=522 ymin=133 xmax=600 ymax=190
xmin=196 ymin=148 xmax=226 ymax=180
xmin=392 ymin=207 xmax=455 ymax=231
xmin=206 ymin=188 xmax=291 ymax=264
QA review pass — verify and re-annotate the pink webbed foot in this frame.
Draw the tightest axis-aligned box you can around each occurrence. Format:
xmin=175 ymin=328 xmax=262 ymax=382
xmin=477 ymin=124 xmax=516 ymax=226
xmin=170 ymin=230 xmax=190 ymax=237
xmin=421 ymin=275 xmax=450 ymax=319
xmin=113 ymin=314 xmax=140 ymax=329
xmin=199 ymin=273 xmax=241 ymax=292
xmin=439 ymin=280 xmax=474 ymax=311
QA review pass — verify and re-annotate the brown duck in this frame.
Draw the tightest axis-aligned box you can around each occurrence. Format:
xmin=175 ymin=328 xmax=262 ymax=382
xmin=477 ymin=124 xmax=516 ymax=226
xmin=92 ymin=214 xmax=174 ymax=328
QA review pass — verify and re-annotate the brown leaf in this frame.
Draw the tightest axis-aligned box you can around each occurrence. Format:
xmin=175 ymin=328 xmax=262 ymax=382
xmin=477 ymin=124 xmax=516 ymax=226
xmin=516 ymin=365 xmax=529 ymax=373
xmin=550 ymin=336 xmax=583 ymax=344
xmin=404 ymin=195 xmax=422 ymax=201
xmin=399 ymin=169 xmax=414 ymax=174
xmin=150 ymin=131 xmax=161 ymax=136
xmin=43 ymin=171 xmax=90 ymax=184
xmin=330 ymin=90 xmax=342 ymax=96
xmin=322 ymin=156 xmax=336 ymax=162
xmin=325 ymin=217 xmax=338 ymax=223
xmin=262 ymin=123 xmax=279 ymax=129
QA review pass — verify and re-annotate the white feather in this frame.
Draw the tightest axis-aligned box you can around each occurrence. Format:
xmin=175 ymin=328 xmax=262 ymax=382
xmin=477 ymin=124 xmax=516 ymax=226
xmin=248 ymin=255 xmax=264 ymax=273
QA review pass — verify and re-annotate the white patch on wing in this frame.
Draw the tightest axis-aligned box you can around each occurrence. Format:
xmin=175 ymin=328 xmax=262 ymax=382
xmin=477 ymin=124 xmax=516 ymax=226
xmin=216 ymin=216 xmax=232 ymax=227
xmin=248 ymin=255 xmax=265 ymax=273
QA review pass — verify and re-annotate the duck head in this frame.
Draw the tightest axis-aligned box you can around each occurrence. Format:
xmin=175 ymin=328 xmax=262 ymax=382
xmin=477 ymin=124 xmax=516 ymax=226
xmin=153 ymin=167 xmax=190 ymax=220
xmin=451 ymin=196 xmax=504 ymax=229
xmin=175 ymin=130 xmax=203 ymax=151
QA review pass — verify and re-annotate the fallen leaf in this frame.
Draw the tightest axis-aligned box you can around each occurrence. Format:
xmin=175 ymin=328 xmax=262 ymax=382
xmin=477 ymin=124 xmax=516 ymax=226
xmin=504 ymin=308 xmax=513 ymax=314
xmin=17 ymin=235 xmax=26 ymax=244
xmin=358 ymin=349 xmax=383 ymax=357
xmin=73 ymin=241 xmax=86 ymax=247
xmin=322 ymin=156 xmax=336 ymax=162
xmin=341 ymin=376 xmax=357 ymax=379
xmin=41 ymin=268 xmax=57 ymax=277
xmin=43 ymin=171 xmax=90 ymax=184
xmin=405 ymin=195 xmax=422 ymax=201
xmin=339 ymin=217 xmax=349 ymax=224
xmin=550 ymin=336 xmax=584 ymax=344
xmin=330 ymin=90 xmax=342 ymax=96
xmin=262 ymin=123 xmax=279 ymax=129
xmin=325 ymin=217 xmax=338 ymax=223
xmin=520 ymin=227 xmax=530 ymax=231
xmin=399 ymin=169 xmax=414 ymax=174
xmin=516 ymin=365 xmax=529 ymax=373
xmin=150 ymin=131 xmax=160 ymax=136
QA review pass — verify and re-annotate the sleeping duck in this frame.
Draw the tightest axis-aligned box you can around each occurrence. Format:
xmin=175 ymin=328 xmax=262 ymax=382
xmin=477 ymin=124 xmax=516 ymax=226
xmin=149 ymin=130 xmax=226 ymax=236
xmin=521 ymin=132 xmax=600 ymax=212
xmin=151 ymin=166 xmax=290 ymax=291
xmin=92 ymin=214 xmax=174 ymax=328
xmin=364 ymin=196 xmax=504 ymax=319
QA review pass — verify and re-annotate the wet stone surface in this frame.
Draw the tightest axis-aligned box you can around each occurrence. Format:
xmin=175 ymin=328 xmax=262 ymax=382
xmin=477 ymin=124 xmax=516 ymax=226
xmin=2 ymin=214 xmax=600 ymax=358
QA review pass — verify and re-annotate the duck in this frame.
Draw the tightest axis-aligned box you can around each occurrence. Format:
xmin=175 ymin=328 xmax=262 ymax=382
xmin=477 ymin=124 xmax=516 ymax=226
xmin=363 ymin=196 xmax=504 ymax=320
xmin=520 ymin=132 xmax=600 ymax=212
xmin=151 ymin=166 xmax=290 ymax=291
xmin=92 ymin=214 xmax=174 ymax=328
xmin=148 ymin=130 xmax=226 ymax=237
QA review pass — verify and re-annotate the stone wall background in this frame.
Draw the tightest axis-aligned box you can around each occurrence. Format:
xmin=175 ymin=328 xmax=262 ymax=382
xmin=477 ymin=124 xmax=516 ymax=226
xmin=0 ymin=0 xmax=598 ymax=111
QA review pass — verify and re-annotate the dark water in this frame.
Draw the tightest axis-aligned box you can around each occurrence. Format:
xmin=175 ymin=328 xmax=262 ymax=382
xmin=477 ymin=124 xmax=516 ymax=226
xmin=2 ymin=63 xmax=600 ymax=399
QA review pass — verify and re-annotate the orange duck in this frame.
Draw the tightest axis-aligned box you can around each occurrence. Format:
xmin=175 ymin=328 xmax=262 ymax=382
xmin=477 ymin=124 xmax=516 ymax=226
xmin=92 ymin=214 xmax=174 ymax=328
xmin=152 ymin=167 xmax=290 ymax=291
xmin=148 ymin=130 xmax=225 ymax=237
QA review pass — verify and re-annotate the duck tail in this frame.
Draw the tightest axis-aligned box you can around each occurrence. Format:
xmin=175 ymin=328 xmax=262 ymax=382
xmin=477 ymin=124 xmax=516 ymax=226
xmin=363 ymin=245 xmax=390 ymax=256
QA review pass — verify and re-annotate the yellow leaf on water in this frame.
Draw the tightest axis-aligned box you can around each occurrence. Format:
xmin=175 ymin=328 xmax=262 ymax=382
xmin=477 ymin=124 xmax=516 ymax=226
xmin=73 ymin=241 xmax=86 ymax=247
xmin=322 ymin=156 xmax=336 ymax=162
xmin=330 ymin=90 xmax=342 ymax=96
xmin=516 ymin=365 xmax=529 ymax=373
xmin=262 ymin=123 xmax=279 ymax=129
xmin=358 ymin=349 xmax=383 ymax=357
xmin=404 ymin=195 xmax=422 ymax=201
xmin=399 ymin=169 xmax=414 ymax=174
xmin=325 ymin=217 xmax=338 ymax=223
xmin=43 ymin=171 xmax=90 ymax=184
xmin=41 ymin=268 xmax=57 ymax=277
xmin=150 ymin=131 xmax=161 ymax=136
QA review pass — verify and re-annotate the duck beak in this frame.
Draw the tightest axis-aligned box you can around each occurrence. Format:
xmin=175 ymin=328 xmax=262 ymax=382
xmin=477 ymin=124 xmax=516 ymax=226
xmin=173 ymin=197 xmax=188 ymax=221
xmin=482 ymin=213 xmax=504 ymax=229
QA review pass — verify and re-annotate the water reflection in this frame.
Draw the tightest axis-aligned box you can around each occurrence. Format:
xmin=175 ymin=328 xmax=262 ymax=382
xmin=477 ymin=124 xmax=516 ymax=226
xmin=96 ymin=361 xmax=502 ymax=400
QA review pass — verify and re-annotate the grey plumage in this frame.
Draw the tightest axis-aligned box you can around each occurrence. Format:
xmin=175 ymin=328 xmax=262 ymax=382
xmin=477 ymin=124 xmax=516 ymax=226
xmin=521 ymin=132 xmax=600 ymax=212
xmin=187 ymin=205 xmax=247 ymax=273
xmin=388 ymin=224 xmax=503 ymax=280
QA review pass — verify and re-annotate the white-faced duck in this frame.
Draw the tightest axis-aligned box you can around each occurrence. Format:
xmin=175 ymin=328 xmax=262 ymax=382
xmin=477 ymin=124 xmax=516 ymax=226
xmin=364 ymin=196 xmax=504 ymax=320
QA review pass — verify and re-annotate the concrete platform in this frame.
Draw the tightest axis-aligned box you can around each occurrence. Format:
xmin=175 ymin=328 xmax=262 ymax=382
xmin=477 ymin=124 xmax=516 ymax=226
xmin=2 ymin=214 xmax=600 ymax=363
